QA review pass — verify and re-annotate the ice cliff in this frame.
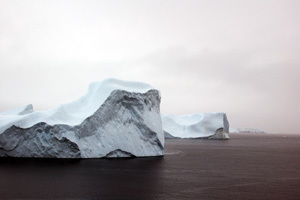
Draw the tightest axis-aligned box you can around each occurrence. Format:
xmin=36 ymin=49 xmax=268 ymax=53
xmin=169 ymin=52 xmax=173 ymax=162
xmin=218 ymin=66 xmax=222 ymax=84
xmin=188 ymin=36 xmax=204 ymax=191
xmin=0 ymin=79 xmax=164 ymax=158
xmin=162 ymin=113 xmax=229 ymax=139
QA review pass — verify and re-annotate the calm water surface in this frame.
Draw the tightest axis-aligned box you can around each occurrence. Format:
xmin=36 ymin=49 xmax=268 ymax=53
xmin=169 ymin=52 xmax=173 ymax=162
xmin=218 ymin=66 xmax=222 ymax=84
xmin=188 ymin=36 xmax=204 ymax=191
xmin=0 ymin=134 xmax=299 ymax=199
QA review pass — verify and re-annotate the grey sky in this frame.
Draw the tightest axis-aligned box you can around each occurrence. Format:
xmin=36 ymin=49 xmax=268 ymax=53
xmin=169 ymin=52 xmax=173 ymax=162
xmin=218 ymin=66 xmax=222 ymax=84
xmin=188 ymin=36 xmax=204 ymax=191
xmin=0 ymin=0 xmax=299 ymax=133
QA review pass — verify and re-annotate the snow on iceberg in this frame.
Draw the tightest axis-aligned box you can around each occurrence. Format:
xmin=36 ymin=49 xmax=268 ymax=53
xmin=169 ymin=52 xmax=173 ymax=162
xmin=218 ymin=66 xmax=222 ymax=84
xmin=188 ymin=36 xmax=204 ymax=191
xmin=0 ymin=104 xmax=34 ymax=115
xmin=0 ymin=78 xmax=164 ymax=158
xmin=161 ymin=113 xmax=229 ymax=139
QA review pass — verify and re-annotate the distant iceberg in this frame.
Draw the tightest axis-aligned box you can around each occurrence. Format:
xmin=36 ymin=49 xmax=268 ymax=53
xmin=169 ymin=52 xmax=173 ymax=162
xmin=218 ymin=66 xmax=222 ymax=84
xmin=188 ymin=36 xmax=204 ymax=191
xmin=230 ymin=128 xmax=265 ymax=134
xmin=0 ymin=79 xmax=164 ymax=158
xmin=161 ymin=113 xmax=229 ymax=139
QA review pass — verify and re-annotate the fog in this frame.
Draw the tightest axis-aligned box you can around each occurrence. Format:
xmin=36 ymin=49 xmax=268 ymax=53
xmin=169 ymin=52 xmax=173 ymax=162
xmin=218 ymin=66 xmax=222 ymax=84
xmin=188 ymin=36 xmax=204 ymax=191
xmin=1 ymin=0 xmax=299 ymax=133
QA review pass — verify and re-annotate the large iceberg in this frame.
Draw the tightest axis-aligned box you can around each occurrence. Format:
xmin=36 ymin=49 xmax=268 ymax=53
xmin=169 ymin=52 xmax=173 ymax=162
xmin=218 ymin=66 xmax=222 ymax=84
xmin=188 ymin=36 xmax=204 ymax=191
xmin=161 ymin=113 xmax=229 ymax=139
xmin=0 ymin=79 xmax=164 ymax=158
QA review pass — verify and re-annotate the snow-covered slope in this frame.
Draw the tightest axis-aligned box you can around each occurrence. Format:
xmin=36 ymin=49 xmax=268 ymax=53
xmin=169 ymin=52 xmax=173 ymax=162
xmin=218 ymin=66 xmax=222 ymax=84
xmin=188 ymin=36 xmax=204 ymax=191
xmin=0 ymin=79 xmax=164 ymax=158
xmin=162 ymin=113 xmax=229 ymax=139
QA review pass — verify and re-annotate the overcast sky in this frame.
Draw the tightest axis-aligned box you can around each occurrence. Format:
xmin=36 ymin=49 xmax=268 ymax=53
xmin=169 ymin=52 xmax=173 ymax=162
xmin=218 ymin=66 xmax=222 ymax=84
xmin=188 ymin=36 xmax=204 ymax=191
xmin=0 ymin=0 xmax=299 ymax=133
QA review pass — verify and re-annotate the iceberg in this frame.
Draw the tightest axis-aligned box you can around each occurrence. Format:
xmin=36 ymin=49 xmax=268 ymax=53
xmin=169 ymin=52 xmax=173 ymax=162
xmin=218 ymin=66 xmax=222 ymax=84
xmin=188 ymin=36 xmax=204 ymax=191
xmin=161 ymin=113 xmax=229 ymax=139
xmin=235 ymin=128 xmax=265 ymax=134
xmin=0 ymin=79 xmax=164 ymax=158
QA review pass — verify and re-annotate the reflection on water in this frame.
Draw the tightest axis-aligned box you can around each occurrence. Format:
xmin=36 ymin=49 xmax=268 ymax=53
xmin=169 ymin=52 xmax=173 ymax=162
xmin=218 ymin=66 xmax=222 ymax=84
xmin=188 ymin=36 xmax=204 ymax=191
xmin=0 ymin=157 xmax=164 ymax=199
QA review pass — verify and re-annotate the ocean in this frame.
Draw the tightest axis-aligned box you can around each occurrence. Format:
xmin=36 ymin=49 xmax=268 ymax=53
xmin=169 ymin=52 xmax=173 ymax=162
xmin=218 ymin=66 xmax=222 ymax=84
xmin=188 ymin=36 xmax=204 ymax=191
xmin=0 ymin=133 xmax=299 ymax=199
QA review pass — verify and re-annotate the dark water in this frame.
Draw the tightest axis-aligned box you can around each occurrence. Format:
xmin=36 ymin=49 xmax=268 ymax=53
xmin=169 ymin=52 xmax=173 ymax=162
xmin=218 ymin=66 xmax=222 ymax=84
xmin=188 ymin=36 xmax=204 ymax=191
xmin=0 ymin=134 xmax=300 ymax=199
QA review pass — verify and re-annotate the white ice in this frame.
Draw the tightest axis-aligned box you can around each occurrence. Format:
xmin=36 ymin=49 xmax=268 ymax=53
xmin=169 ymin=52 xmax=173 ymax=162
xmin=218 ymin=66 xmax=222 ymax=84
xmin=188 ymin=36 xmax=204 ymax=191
xmin=0 ymin=78 xmax=154 ymax=135
xmin=161 ymin=113 xmax=229 ymax=138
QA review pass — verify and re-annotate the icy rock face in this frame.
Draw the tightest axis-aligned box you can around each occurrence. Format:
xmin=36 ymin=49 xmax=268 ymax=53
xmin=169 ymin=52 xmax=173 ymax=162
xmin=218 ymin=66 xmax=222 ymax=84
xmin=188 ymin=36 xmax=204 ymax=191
xmin=0 ymin=79 xmax=164 ymax=158
xmin=162 ymin=113 xmax=229 ymax=139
